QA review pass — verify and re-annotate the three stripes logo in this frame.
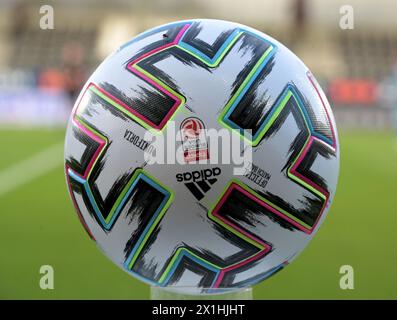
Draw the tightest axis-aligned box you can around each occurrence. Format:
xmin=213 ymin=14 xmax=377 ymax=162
xmin=176 ymin=167 xmax=221 ymax=200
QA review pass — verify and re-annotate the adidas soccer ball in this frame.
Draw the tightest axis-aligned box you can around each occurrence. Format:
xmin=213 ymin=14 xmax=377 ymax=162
xmin=64 ymin=19 xmax=339 ymax=293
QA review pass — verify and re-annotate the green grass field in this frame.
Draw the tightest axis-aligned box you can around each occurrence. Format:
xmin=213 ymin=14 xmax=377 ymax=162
xmin=0 ymin=128 xmax=396 ymax=299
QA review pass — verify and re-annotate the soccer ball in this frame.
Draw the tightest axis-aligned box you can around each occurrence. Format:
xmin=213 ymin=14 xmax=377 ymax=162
xmin=64 ymin=19 xmax=339 ymax=293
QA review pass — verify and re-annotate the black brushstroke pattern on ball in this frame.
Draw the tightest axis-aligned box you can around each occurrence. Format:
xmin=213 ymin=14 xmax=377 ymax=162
xmin=259 ymin=191 xmax=324 ymax=228
xmin=194 ymin=229 xmax=261 ymax=266
xmin=100 ymin=82 xmax=175 ymax=126
xmin=132 ymin=224 xmax=261 ymax=282
xmin=241 ymin=86 xmax=326 ymax=227
xmin=229 ymin=32 xmax=274 ymax=98
xmin=291 ymin=81 xmax=333 ymax=143
xmin=77 ymin=89 xmax=125 ymax=121
xmin=69 ymin=88 xmax=171 ymax=227
xmin=138 ymin=32 xmax=272 ymax=101
xmin=131 ymin=227 xmax=162 ymax=281
xmin=180 ymin=21 xmax=236 ymax=59
xmin=123 ymin=178 xmax=167 ymax=260
xmin=228 ymin=57 xmax=275 ymax=135
xmin=68 ymin=175 xmax=102 ymax=226
xmin=265 ymin=92 xmax=310 ymax=169
xmin=164 ymin=255 xmax=218 ymax=288
xmin=65 ymin=123 xmax=100 ymax=176
xmin=299 ymin=195 xmax=324 ymax=222
xmin=137 ymin=46 xmax=214 ymax=94
xmin=75 ymin=92 xmax=121 ymax=142
xmin=294 ymin=138 xmax=335 ymax=192
xmin=87 ymin=89 xmax=130 ymax=122
xmin=124 ymin=24 xmax=186 ymax=66
xmin=257 ymin=86 xmax=311 ymax=176
xmin=219 ymin=187 xmax=296 ymax=232
xmin=88 ymin=164 xmax=133 ymax=221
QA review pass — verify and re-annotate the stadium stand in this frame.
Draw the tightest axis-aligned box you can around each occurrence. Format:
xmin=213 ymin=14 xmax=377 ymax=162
xmin=0 ymin=0 xmax=396 ymax=129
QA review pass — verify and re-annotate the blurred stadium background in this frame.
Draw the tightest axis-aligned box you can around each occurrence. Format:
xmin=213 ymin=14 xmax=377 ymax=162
xmin=0 ymin=0 xmax=396 ymax=299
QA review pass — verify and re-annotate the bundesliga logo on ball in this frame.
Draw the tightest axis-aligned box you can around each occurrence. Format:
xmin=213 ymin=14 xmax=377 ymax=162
xmin=64 ymin=19 xmax=340 ymax=293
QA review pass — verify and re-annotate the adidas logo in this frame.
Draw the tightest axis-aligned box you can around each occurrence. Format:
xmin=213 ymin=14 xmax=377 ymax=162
xmin=176 ymin=168 xmax=221 ymax=200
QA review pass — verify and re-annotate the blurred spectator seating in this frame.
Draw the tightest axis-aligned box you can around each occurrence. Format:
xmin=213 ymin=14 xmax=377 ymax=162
xmin=10 ymin=27 xmax=98 ymax=71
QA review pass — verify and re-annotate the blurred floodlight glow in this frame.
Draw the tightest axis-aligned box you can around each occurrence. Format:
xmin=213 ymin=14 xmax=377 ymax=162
xmin=95 ymin=16 xmax=139 ymax=59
